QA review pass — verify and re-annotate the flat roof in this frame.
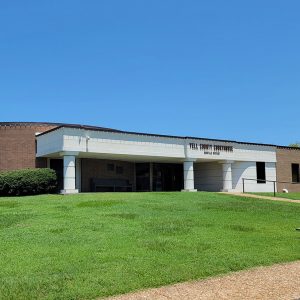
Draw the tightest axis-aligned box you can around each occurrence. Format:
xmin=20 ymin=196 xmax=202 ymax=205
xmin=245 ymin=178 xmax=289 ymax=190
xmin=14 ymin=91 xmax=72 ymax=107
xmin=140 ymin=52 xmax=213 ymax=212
xmin=25 ymin=122 xmax=299 ymax=150
xmin=0 ymin=121 xmax=63 ymax=127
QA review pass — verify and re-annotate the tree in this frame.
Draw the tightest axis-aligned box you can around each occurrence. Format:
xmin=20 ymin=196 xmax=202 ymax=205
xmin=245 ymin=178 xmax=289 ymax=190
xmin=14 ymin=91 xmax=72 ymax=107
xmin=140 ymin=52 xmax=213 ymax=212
xmin=289 ymin=142 xmax=300 ymax=148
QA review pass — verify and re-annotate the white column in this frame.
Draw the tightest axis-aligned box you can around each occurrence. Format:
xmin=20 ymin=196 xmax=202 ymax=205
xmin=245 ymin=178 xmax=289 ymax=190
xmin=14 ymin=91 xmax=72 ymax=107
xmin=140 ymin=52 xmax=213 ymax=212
xmin=61 ymin=155 xmax=79 ymax=194
xmin=46 ymin=158 xmax=50 ymax=168
xmin=75 ymin=158 xmax=81 ymax=192
xmin=220 ymin=160 xmax=234 ymax=192
xmin=182 ymin=161 xmax=197 ymax=192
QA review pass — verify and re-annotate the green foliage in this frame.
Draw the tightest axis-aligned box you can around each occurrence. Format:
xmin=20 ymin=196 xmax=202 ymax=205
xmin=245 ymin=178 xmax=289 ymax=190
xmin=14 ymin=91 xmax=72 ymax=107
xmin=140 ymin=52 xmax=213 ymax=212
xmin=289 ymin=142 xmax=300 ymax=148
xmin=0 ymin=168 xmax=57 ymax=196
xmin=0 ymin=192 xmax=299 ymax=299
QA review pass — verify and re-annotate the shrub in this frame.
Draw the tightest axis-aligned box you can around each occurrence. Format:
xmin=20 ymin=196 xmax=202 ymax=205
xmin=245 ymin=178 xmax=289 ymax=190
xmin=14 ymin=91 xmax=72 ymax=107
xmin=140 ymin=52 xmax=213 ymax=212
xmin=0 ymin=168 xmax=57 ymax=196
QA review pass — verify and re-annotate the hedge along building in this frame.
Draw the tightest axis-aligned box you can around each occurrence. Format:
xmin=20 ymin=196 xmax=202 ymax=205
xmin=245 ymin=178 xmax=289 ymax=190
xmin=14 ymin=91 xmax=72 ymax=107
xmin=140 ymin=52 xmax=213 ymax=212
xmin=1 ymin=122 xmax=300 ymax=194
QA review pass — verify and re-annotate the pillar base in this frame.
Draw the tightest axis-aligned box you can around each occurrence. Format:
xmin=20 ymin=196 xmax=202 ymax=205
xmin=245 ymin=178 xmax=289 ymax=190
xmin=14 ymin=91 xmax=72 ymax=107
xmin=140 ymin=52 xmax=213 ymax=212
xmin=60 ymin=189 xmax=79 ymax=194
xmin=220 ymin=189 xmax=236 ymax=193
xmin=181 ymin=189 xmax=197 ymax=192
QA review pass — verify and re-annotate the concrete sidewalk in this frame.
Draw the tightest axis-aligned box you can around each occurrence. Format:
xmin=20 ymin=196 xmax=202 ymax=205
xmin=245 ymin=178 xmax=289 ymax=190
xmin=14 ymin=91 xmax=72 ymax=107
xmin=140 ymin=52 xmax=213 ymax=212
xmin=104 ymin=261 xmax=300 ymax=300
xmin=221 ymin=192 xmax=300 ymax=204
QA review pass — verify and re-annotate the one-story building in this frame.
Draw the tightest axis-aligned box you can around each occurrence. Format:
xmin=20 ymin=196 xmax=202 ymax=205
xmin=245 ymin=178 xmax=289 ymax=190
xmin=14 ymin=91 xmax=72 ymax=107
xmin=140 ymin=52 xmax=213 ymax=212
xmin=1 ymin=122 xmax=300 ymax=194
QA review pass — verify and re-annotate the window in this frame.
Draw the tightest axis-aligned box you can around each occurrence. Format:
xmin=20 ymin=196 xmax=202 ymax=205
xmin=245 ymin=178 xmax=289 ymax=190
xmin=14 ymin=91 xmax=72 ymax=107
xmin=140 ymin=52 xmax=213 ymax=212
xmin=256 ymin=162 xmax=266 ymax=184
xmin=107 ymin=163 xmax=114 ymax=171
xmin=116 ymin=166 xmax=123 ymax=174
xmin=292 ymin=164 xmax=300 ymax=183
xmin=135 ymin=163 xmax=150 ymax=191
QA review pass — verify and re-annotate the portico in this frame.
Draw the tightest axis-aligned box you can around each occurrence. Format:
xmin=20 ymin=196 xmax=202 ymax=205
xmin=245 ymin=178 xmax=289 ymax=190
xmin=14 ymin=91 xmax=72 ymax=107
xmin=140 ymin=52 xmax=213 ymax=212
xmin=36 ymin=125 xmax=277 ymax=194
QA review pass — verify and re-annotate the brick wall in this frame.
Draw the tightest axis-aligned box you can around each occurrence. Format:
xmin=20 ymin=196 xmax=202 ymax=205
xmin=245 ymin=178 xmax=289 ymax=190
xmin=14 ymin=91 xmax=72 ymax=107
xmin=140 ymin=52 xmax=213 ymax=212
xmin=276 ymin=148 xmax=300 ymax=192
xmin=0 ymin=124 xmax=57 ymax=171
xmin=81 ymin=158 xmax=134 ymax=192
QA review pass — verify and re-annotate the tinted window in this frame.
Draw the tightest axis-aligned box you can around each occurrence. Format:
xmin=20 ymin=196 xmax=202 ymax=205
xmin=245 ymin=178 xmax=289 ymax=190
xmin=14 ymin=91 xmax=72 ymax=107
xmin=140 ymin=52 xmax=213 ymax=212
xmin=116 ymin=166 xmax=123 ymax=174
xmin=292 ymin=164 xmax=300 ymax=183
xmin=135 ymin=163 xmax=150 ymax=191
xmin=107 ymin=163 xmax=114 ymax=171
xmin=50 ymin=159 xmax=63 ymax=191
xmin=256 ymin=162 xmax=266 ymax=184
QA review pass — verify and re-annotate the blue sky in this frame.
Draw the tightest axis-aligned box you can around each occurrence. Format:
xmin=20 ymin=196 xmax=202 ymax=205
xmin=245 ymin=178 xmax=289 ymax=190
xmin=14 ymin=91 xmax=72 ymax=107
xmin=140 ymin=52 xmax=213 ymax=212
xmin=0 ymin=1 xmax=299 ymax=146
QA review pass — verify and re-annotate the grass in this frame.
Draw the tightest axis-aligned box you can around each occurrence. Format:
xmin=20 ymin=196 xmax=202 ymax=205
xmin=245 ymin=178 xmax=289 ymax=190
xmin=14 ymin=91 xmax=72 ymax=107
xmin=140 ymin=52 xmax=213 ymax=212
xmin=252 ymin=192 xmax=300 ymax=200
xmin=0 ymin=192 xmax=299 ymax=300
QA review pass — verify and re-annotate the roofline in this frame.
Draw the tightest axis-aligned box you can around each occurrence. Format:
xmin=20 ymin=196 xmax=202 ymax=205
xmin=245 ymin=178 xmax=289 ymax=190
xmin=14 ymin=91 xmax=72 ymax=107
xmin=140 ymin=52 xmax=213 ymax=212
xmin=35 ymin=123 xmax=300 ymax=150
xmin=2 ymin=122 xmax=298 ymax=150
xmin=276 ymin=145 xmax=300 ymax=150
xmin=0 ymin=121 xmax=63 ymax=126
xmin=0 ymin=121 xmax=121 ymax=132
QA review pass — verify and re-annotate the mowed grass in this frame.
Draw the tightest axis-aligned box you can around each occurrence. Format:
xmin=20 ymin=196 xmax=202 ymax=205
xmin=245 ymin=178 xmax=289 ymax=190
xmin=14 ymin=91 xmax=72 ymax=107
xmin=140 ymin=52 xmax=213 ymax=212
xmin=0 ymin=192 xmax=299 ymax=300
xmin=253 ymin=192 xmax=300 ymax=200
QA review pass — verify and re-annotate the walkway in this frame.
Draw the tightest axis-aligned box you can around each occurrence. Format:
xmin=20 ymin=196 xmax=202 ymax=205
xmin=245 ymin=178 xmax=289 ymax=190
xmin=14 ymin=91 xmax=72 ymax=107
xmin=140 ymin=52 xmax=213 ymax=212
xmin=104 ymin=261 xmax=300 ymax=300
xmin=223 ymin=192 xmax=300 ymax=204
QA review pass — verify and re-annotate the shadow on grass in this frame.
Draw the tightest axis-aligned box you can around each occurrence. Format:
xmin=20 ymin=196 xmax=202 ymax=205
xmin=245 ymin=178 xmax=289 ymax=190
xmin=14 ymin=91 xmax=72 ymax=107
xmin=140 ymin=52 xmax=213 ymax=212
xmin=105 ymin=213 xmax=138 ymax=220
xmin=0 ymin=213 xmax=34 ymax=229
xmin=0 ymin=201 xmax=19 ymax=208
xmin=77 ymin=200 xmax=122 ymax=208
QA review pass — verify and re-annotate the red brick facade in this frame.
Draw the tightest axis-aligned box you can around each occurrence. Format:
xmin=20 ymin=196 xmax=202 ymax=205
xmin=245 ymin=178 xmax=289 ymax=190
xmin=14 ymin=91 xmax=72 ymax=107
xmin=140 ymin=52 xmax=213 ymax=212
xmin=0 ymin=123 xmax=58 ymax=171
xmin=276 ymin=147 xmax=300 ymax=192
xmin=2 ymin=122 xmax=300 ymax=194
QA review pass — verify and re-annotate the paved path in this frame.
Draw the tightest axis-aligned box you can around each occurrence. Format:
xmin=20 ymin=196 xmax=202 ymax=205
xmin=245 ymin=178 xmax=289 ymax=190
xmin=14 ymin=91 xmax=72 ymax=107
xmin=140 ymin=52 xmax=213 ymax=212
xmin=104 ymin=261 xmax=300 ymax=300
xmin=222 ymin=192 xmax=300 ymax=204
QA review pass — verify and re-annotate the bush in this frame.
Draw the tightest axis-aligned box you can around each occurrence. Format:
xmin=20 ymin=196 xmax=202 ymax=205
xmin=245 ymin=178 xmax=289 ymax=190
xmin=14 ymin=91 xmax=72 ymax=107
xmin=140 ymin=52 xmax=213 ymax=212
xmin=0 ymin=168 xmax=57 ymax=196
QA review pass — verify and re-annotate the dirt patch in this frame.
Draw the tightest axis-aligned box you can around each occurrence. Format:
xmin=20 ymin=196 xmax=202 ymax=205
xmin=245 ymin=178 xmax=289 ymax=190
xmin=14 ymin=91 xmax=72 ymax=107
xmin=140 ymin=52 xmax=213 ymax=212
xmin=104 ymin=261 xmax=300 ymax=300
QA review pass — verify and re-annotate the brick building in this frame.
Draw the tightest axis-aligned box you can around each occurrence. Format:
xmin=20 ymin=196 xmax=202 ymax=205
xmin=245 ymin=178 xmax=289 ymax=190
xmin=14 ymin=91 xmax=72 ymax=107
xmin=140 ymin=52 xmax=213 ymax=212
xmin=0 ymin=122 xmax=299 ymax=193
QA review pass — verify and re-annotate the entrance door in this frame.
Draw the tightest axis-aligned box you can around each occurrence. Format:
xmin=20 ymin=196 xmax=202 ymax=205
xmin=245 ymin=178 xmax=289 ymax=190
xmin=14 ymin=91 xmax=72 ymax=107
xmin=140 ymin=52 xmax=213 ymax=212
xmin=153 ymin=163 xmax=183 ymax=191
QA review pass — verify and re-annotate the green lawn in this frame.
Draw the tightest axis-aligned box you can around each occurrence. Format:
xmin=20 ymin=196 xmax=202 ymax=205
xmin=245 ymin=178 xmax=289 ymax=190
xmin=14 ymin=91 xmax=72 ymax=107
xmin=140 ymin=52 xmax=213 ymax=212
xmin=253 ymin=192 xmax=300 ymax=200
xmin=0 ymin=192 xmax=299 ymax=300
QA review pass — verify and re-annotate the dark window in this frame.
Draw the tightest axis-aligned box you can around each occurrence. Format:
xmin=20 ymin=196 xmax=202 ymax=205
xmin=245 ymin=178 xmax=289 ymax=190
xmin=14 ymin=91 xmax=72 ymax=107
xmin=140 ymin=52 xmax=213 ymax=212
xmin=135 ymin=163 xmax=150 ymax=191
xmin=116 ymin=166 xmax=123 ymax=174
xmin=153 ymin=163 xmax=183 ymax=191
xmin=107 ymin=163 xmax=114 ymax=171
xmin=292 ymin=164 xmax=300 ymax=183
xmin=50 ymin=159 xmax=63 ymax=192
xmin=256 ymin=162 xmax=266 ymax=184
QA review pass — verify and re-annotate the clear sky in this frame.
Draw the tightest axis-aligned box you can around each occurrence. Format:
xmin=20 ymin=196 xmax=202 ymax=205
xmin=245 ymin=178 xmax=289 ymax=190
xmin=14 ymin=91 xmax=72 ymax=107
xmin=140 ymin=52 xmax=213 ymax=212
xmin=0 ymin=1 xmax=299 ymax=146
